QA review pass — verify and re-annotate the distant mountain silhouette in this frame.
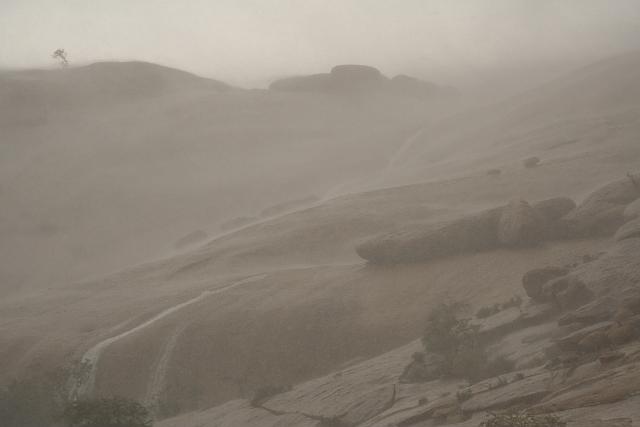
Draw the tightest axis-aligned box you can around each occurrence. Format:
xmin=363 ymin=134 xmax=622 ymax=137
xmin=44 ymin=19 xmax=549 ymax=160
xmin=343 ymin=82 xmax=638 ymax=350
xmin=0 ymin=61 xmax=231 ymax=116
xmin=269 ymin=64 xmax=455 ymax=98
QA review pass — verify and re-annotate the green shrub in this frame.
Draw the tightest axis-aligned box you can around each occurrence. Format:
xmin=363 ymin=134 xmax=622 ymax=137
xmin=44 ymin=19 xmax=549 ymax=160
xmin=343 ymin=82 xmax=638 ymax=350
xmin=422 ymin=302 xmax=514 ymax=382
xmin=63 ymin=397 xmax=152 ymax=427
xmin=479 ymin=413 xmax=565 ymax=427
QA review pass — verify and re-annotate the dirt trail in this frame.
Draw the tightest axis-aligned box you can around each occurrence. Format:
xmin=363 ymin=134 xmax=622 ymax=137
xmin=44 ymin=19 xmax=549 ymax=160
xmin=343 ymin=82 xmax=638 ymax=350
xmin=70 ymin=274 xmax=267 ymax=399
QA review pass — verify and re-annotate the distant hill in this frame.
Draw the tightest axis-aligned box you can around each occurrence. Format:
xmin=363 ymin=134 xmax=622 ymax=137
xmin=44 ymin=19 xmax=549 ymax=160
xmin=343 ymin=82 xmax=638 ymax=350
xmin=269 ymin=64 xmax=455 ymax=98
xmin=375 ymin=50 xmax=640 ymax=187
xmin=0 ymin=61 xmax=231 ymax=119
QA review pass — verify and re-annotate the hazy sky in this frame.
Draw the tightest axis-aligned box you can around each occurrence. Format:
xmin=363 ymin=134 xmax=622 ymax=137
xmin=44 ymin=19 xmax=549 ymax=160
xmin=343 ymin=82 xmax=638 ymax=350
xmin=2 ymin=0 xmax=640 ymax=87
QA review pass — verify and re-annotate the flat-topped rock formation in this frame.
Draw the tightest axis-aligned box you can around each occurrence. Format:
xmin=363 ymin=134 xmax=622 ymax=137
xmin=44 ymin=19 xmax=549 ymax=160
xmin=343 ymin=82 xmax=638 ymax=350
xmin=269 ymin=64 xmax=454 ymax=98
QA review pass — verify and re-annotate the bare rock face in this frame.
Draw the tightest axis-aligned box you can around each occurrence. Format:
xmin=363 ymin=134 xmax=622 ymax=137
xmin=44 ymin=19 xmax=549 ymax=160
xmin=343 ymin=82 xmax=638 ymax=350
xmin=532 ymin=362 xmax=640 ymax=413
xmin=563 ymin=174 xmax=640 ymax=237
xmin=330 ymin=64 xmax=384 ymax=82
xmin=573 ymin=238 xmax=640 ymax=298
xmin=623 ymin=198 xmax=640 ymax=221
xmin=614 ymin=218 xmax=640 ymax=242
xmin=522 ymin=267 xmax=570 ymax=301
xmin=498 ymin=199 xmax=546 ymax=246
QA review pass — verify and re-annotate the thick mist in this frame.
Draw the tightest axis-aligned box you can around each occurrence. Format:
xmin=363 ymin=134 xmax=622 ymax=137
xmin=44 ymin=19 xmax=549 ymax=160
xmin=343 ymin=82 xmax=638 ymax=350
xmin=2 ymin=0 xmax=640 ymax=88
xmin=2 ymin=2 xmax=640 ymax=426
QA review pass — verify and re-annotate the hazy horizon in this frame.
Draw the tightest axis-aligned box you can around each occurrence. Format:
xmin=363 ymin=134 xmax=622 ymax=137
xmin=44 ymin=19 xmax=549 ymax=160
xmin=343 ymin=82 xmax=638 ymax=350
xmin=3 ymin=0 xmax=640 ymax=89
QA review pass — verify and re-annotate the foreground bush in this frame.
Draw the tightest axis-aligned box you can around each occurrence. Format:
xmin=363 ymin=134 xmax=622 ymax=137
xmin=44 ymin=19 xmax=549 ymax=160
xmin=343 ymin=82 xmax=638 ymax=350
xmin=480 ymin=413 xmax=565 ymax=427
xmin=63 ymin=397 xmax=152 ymax=427
xmin=422 ymin=302 xmax=513 ymax=382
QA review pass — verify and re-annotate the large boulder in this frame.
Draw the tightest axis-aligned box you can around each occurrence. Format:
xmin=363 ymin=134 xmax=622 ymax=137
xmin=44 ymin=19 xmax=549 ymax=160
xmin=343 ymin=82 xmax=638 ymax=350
xmin=533 ymin=197 xmax=577 ymax=222
xmin=498 ymin=199 xmax=546 ymax=246
xmin=270 ymin=65 xmax=387 ymax=94
xmin=614 ymin=218 xmax=640 ymax=242
xmin=330 ymin=64 xmax=384 ymax=81
xmin=562 ymin=174 xmax=640 ymax=237
xmin=522 ymin=267 xmax=570 ymax=301
xmin=356 ymin=208 xmax=501 ymax=264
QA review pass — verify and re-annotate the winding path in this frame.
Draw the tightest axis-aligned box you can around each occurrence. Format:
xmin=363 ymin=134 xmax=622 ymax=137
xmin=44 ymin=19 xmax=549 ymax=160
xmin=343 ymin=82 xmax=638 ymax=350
xmin=71 ymin=274 xmax=266 ymax=399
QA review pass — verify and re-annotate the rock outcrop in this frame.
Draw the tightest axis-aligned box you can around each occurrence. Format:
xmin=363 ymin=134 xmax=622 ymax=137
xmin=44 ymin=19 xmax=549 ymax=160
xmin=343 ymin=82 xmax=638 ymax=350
xmin=614 ymin=218 xmax=640 ymax=242
xmin=269 ymin=64 xmax=451 ymax=98
xmin=562 ymin=174 xmax=640 ymax=237
xmin=498 ymin=199 xmax=546 ymax=246
xmin=356 ymin=208 xmax=501 ymax=264
xmin=357 ymin=197 xmax=574 ymax=264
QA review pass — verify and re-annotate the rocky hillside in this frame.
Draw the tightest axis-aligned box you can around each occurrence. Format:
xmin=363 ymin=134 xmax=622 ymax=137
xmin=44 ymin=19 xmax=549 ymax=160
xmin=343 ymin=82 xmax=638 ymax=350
xmin=158 ymin=177 xmax=640 ymax=426
xmin=2 ymin=52 xmax=640 ymax=425
xmin=0 ymin=60 xmax=455 ymax=294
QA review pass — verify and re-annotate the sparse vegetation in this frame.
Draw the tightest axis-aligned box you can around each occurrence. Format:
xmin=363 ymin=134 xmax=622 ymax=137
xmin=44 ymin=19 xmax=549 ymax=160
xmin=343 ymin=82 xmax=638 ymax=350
xmin=0 ymin=363 xmax=150 ymax=427
xmin=63 ymin=397 xmax=152 ymax=427
xmin=422 ymin=301 xmax=514 ymax=382
xmin=52 ymin=48 xmax=69 ymax=68
xmin=479 ymin=412 xmax=565 ymax=427
xmin=487 ymin=169 xmax=502 ymax=176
